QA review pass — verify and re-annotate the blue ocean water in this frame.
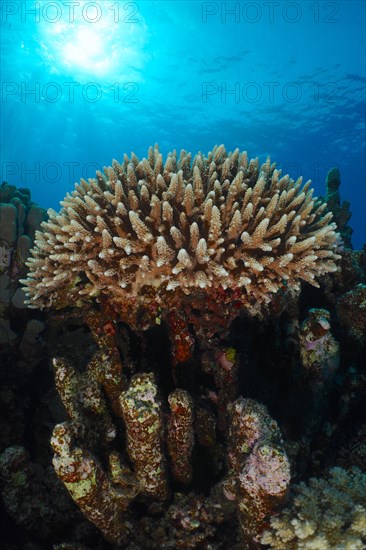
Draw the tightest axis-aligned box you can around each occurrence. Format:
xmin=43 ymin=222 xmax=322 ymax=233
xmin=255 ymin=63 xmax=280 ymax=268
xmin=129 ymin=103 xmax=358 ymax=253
xmin=1 ymin=0 xmax=365 ymax=248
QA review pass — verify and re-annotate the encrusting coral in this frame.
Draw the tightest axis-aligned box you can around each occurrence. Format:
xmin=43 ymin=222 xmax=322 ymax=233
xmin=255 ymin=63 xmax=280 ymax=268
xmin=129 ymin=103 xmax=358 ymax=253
xmin=223 ymin=398 xmax=291 ymax=543
xmin=21 ymin=145 xmax=340 ymax=335
xmin=261 ymin=467 xmax=366 ymax=549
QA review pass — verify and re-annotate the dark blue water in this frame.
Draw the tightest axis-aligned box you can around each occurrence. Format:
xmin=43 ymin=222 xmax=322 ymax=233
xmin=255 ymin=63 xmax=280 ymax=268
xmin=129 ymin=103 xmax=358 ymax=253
xmin=1 ymin=0 xmax=365 ymax=248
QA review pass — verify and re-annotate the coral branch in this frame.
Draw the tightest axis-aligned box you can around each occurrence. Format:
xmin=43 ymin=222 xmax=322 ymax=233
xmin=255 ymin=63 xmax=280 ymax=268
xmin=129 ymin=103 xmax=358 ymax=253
xmin=51 ymin=423 xmax=135 ymax=545
xmin=120 ymin=373 xmax=169 ymax=500
xmin=167 ymin=389 xmax=194 ymax=484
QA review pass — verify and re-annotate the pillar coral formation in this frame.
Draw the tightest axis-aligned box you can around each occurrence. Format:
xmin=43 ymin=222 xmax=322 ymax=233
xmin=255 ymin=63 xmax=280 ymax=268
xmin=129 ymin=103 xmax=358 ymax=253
xmin=50 ymin=333 xmax=292 ymax=546
xmin=51 ymin=423 xmax=134 ymax=546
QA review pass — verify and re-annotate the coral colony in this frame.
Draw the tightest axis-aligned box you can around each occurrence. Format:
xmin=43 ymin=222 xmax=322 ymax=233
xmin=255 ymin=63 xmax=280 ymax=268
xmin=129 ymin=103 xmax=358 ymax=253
xmin=22 ymin=144 xmax=339 ymax=324
xmin=0 ymin=146 xmax=365 ymax=549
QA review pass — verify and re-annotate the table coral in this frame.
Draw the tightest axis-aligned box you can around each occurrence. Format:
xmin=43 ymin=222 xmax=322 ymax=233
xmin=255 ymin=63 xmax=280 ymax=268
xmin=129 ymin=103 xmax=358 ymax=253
xmin=22 ymin=145 xmax=340 ymax=333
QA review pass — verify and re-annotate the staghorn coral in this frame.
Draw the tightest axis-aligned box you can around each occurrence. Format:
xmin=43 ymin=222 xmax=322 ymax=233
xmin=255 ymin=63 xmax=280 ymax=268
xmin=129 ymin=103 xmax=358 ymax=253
xmin=261 ymin=467 xmax=366 ymax=549
xmin=21 ymin=145 xmax=340 ymax=333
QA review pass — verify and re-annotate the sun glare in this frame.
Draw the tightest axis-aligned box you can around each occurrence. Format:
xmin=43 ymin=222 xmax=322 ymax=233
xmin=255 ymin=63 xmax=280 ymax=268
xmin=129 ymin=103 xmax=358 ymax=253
xmin=62 ymin=27 xmax=110 ymax=74
xmin=39 ymin=0 xmax=145 ymax=79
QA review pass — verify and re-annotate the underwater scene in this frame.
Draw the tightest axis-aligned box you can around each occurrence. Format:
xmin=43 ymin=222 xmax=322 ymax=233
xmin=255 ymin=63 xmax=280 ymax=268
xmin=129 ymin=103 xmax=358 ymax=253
xmin=0 ymin=1 xmax=366 ymax=549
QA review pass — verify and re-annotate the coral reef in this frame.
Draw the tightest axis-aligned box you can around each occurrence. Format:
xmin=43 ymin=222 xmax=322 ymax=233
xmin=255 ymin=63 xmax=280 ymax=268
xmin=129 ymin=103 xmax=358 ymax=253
xmin=1 ymin=154 xmax=365 ymax=550
xmin=0 ymin=445 xmax=96 ymax=545
xmin=50 ymin=339 xmax=282 ymax=546
xmin=335 ymin=423 xmax=366 ymax=471
xmin=261 ymin=467 xmax=366 ymax=549
xmin=22 ymin=145 xmax=339 ymax=339
xmin=0 ymin=183 xmax=48 ymax=474
xmin=0 ymin=445 xmax=61 ymax=537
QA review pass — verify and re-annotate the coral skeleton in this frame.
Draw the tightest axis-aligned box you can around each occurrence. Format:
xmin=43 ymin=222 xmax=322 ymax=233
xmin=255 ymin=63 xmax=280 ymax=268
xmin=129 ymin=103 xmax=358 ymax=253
xmin=21 ymin=145 xmax=340 ymax=329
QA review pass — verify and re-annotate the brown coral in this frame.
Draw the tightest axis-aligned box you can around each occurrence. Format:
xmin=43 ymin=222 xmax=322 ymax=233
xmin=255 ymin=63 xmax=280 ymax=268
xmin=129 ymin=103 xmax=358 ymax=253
xmin=22 ymin=145 xmax=340 ymax=329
